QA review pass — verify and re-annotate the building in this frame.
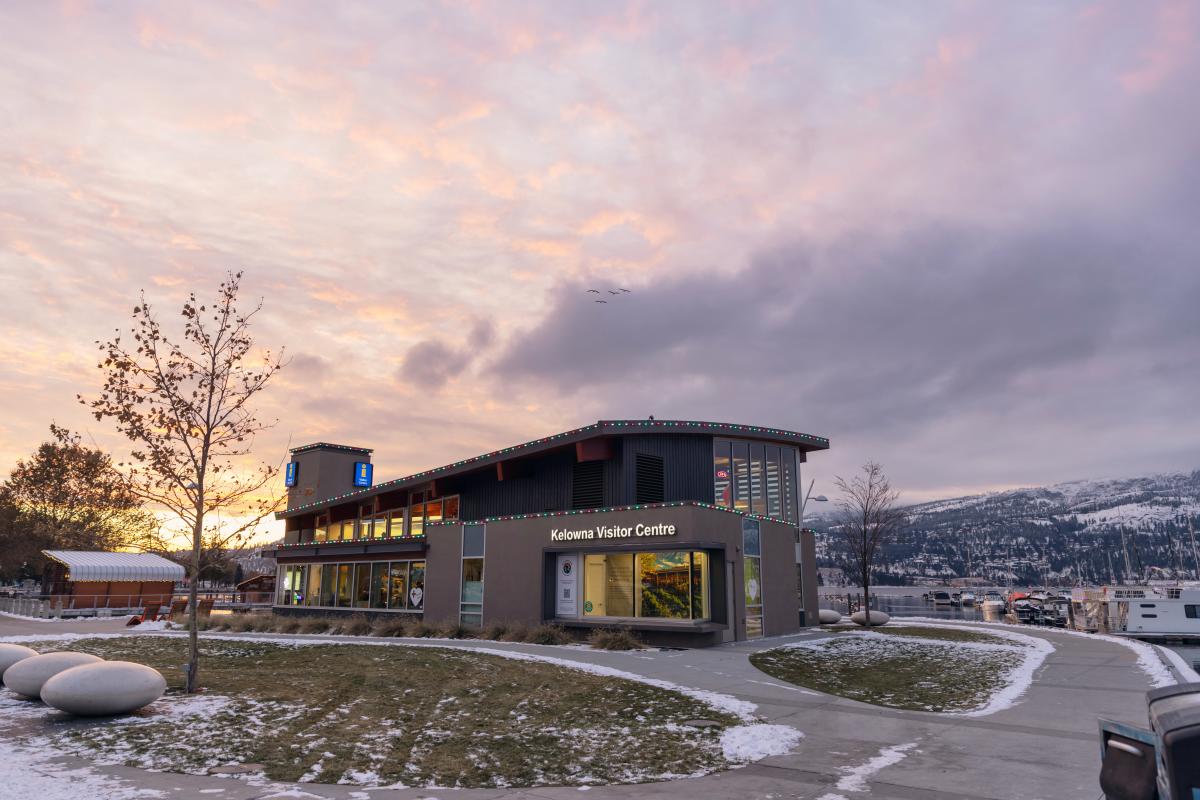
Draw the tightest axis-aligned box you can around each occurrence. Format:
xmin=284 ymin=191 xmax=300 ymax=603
xmin=40 ymin=550 xmax=185 ymax=612
xmin=266 ymin=420 xmax=829 ymax=646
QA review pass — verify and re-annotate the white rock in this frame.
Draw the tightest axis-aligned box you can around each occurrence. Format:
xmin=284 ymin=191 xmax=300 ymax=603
xmin=0 ymin=644 xmax=38 ymax=679
xmin=42 ymin=660 xmax=167 ymax=716
xmin=817 ymin=608 xmax=842 ymax=625
xmin=3 ymin=652 xmax=103 ymax=699
xmin=850 ymin=610 xmax=891 ymax=627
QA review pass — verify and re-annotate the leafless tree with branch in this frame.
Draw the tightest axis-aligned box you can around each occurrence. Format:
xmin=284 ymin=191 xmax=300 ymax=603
xmin=832 ymin=461 xmax=906 ymax=624
xmin=82 ymin=271 xmax=285 ymax=692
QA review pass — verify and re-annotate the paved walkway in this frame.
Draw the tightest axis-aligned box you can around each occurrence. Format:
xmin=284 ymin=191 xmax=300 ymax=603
xmin=0 ymin=616 xmax=1172 ymax=800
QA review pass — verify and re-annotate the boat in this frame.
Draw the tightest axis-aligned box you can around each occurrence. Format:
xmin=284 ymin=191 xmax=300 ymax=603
xmin=981 ymin=591 xmax=1005 ymax=611
xmin=960 ymin=591 xmax=977 ymax=607
xmin=1071 ymin=585 xmax=1200 ymax=640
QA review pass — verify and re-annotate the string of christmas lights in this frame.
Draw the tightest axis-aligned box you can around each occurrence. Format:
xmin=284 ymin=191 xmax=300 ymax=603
xmin=273 ymin=499 xmax=798 ymax=549
xmin=278 ymin=419 xmax=830 ymax=518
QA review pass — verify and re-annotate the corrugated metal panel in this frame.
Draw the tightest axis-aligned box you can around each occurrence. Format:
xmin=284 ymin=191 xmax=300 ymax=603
xmin=42 ymin=551 xmax=185 ymax=582
xmin=620 ymin=434 xmax=714 ymax=505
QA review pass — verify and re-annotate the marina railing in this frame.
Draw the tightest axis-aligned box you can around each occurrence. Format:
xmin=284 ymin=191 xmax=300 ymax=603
xmin=0 ymin=591 xmax=276 ymax=619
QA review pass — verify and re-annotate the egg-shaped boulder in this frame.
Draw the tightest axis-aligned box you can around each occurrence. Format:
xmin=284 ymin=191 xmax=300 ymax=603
xmin=0 ymin=644 xmax=38 ymax=679
xmin=41 ymin=660 xmax=167 ymax=716
xmin=817 ymin=609 xmax=842 ymax=625
xmin=3 ymin=651 xmax=103 ymax=699
xmin=849 ymin=610 xmax=891 ymax=627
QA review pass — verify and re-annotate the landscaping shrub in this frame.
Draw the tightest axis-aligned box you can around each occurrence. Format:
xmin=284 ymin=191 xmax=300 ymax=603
xmin=482 ymin=621 xmax=510 ymax=640
xmin=589 ymin=627 xmax=645 ymax=651
xmin=406 ymin=620 xmax=437 ymax=638
xmin=371 ymin=617 xmax=410 ymax=637
xmin=435 ymin=620 xmax=476 ymax=639
xmin=500 ymin=621 xmax=530 ymax=643
xmin=295 ymin=617 xmax=331 ymax=635
xmin=273 ymin=617 xmax=303 ymax=634
xmin=339 ymin=614 xmax=372 ymax=636
xmin=525 ymin=623 xmax=572 ymax=646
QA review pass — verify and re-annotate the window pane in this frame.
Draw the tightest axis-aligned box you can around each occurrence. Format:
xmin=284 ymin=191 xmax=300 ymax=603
xmin=460 ymin=612 xmax=482 ymax=627
xmin=360 ymin=518 xmax=374 ymax=539
xmin=354 ymin=564 xmax=371 ymax=607
xmin=335 ymin=565 xmax=352 ymax=607
xmin=745 ymin=614 xmax=764 ymax=639
xmin=766 ymin=447 xmax=782 ymax=518
xmin=732 ymin=442 xmax=750 ymax=512
xmin=742 ymin=518 xmax=761 ymax=557
xmin=388 ymin=511 xmax=405 ymax=538
xmin=461 ymin=558 xmax=484 ymax=604
xmin=425 ymin=500 xmax=443 ymax=525
xmin=782 ymin=448 xmax=795 ymax=522
xmin=463 ymin=524 xmax=485 ymax=558
xmin=581 ymin=553 xmax=635 ymax=617
xmin=444 ymin=496 xmax=460 ymax=520
xmin=410 ymin=505 xmax=424 ymax=538
xmin=388 ymin=562 xmax=409 ymax=609
xmin=305 ymin=564 xmax=321 ymax=607
xmin=714 ymin=439 xmax=732 ymax=508
xmin=637 ymin=552 xmax=691 ymax=619
xmin=691 ymin=551 xmax=710 ymax=619
xmin=320 ymin=564 xmax=335 ymax=606
xmin=744 ymin=556 xmax=762 ymax=607
xmin=409 ymin=562 xmax=425 ymax=609
xmin=750 ymin=443 xmax=765 ymax=514
xmin=371 ymin=563 xmax=388 ymax=608
xmin=314 ymin=523 xmax=327 ymax=542
xmin=342 ymin=521 xmax=355 ymax=540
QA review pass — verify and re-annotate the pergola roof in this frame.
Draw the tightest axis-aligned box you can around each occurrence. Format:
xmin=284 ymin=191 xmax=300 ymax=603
xmin=42 ymin=550 xmax=186 ymax=583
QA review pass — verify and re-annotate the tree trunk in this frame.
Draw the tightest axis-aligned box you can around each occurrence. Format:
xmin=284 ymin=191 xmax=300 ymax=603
xmin=185 ymin=503 xmax=203 ymax=694
xmin=862 ymin=566 xmax=871 ymax=625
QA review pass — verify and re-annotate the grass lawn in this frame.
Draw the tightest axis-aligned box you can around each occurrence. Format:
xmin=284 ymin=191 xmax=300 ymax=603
xmin=22 ymin=636 xmax=742 ymax=788
xmin=750 ymin=629 xmax=1024 ymax=713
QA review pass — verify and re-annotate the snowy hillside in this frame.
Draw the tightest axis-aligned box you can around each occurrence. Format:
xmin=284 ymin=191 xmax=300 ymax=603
xmin=812 ymin=470 xmax=1200 ymax=585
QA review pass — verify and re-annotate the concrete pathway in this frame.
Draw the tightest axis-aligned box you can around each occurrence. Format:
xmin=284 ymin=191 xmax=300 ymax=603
xmin=0 ymin=617 xmax=1168 ymax=800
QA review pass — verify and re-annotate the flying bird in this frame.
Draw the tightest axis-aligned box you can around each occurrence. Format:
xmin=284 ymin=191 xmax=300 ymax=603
xmin=586 ymin=289 xmax=600 ymax=294
xmin=594 ymin=299 xmax=607 ymax=303
xmin=608 ymin=290 xmax=621 ymax=295
xmin=618 ymin=288 xmax=631 ymax=293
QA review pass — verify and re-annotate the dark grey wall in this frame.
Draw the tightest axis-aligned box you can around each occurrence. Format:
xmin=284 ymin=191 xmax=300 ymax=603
xmin=798 ymin=529 xmax=819 ymax=627
xmin=422 ymin=522 xmax=462 ymax=625
xmin=617 ymin=434 xmax=715 ymax=505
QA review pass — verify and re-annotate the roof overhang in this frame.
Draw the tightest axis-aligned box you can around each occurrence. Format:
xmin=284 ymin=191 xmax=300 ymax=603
xmin=277 ymin=419 xmax=830 ymax=520
xmin=42 ymin=550 xmax=186 ymax=583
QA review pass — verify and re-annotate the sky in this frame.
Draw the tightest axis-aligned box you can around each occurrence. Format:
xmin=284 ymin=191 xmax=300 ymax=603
xmin=1 ymin=0 xmax=1198 ymax=542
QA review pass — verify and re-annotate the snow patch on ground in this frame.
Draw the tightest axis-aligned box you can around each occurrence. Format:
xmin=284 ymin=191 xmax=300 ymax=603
xmin=1156 ymin=644 xmax=1200 ymax=683
xmin=831 ymin=741 xmax=919 ymax=794
xmin=0 ymin=739 xmax=164 ymax=799
xmin=719 ymin=724 xmax=803 ymax=761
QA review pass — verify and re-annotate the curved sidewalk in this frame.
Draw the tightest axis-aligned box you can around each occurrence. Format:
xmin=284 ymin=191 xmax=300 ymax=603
xmin=0 ymin=616 xmax=1169 ymax=800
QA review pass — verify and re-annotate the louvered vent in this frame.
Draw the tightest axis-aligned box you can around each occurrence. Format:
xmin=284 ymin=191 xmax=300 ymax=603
xmin=635 ymin=453 xmax=665 ymax=504
xmin=572 ymin=460 xmax=605 ymax=509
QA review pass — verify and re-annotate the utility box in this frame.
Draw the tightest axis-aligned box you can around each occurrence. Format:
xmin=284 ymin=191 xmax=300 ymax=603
xmin=1148 ymin=683 xmax=1200 ymax=799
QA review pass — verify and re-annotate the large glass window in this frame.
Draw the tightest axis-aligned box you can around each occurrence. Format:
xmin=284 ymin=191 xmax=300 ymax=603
xmin=335 ymin=564 xmax=352 ymax=606
xmin=354 ymin=563 xmax=371 ymax=607
xmin=409 ymin=562 xmax=425 ymax=609
xmin=581 ymin=551 xmax=709 ymax=621
xmin=314 ymin=518 xmax=328 ymax=542
xmin=370 ymin=562 xmax=388 ymax=608
xmin=460 ymin=523 xmax=485 ymax=626
xmin=387 ymin=511 xmax=406 ymax=538
xmin=714 ymin=439 xmax=732 ymax=508
xmin=750 ymin=443 xmax=765 ymax=514
xmin=409 ymin=504 xmax=424 ymax=538
xmin=305 ymin=564 xmax=321 ymax=607
xmin=320 ymin=564 xmax=335 ymax=606
xmin=716 ymin=439 xmax=798 ymax=522
xmin=732 ymin=442 xmax=750 ymax=512
xmin=743 ymin=519 xmax=763 ymax=638
xmin=766 ymin=447 xmax=782 ymax=518
xmin=388 ymin=563 xmax=409 ymax=609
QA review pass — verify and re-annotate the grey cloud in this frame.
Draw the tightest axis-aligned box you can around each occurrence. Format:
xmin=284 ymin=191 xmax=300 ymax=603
xmin=400 ymin=319 xmax=495 ymax=390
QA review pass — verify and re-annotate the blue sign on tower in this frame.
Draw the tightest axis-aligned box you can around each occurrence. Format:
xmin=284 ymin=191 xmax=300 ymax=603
xmin=284 ymin=461 xmax=299 ymax=487
xmin=353 ymin=462 xmax=373 ymax=488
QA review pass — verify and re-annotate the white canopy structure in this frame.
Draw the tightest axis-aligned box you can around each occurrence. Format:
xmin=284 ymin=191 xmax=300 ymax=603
xmin=42 ymin=551 xmax=185 ymax=583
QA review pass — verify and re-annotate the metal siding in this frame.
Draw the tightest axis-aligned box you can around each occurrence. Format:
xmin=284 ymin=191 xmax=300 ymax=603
xmin=619 ymin=434 xmax=713 ymax=505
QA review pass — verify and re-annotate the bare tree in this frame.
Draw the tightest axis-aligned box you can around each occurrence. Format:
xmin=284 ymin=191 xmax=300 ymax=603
xmin=832 ymin=461 xmax=906 ymax=624
xmin=82 ymin=272 xmax=285 ymax=692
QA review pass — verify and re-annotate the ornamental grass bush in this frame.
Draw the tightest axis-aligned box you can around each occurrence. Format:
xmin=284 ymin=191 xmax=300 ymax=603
xmin=435 ymin=620 xmax=476 ymax=639
xmin=500 ymin=621 xmax=530 ymax=643
xmin=482 ymin=621 xmax=510 ymax=641
xmin=294 ymin=617 xmax=331 ymax=635
xmin=525 ymin=623 xmax=572 ymax=646
xmin=337 ymin=614 xmax=373 ymax=636
xmin=588 ymin=627 xmax=645 ymax=651
xmin=371 ymin=616 xmax=410 ymax=637
xmin=273 ymin=617 xmax=303 ymax=634
xmin=405 ymin=619 xmax=438 ymax=638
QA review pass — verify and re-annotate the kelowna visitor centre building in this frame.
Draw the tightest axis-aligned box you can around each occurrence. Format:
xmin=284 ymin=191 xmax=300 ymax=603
xmin=267 ymin=420 xmax=829 ymax=646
